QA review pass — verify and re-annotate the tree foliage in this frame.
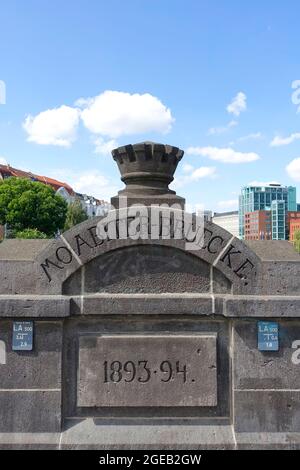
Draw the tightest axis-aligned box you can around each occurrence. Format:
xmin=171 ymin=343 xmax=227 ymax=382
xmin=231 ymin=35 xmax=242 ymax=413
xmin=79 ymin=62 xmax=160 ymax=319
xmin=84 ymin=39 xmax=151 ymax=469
xmin=64 ymin=199 xmax=88 ymax=231
xmin=0 ymin=177 xmax=67 ymax=236
xmin=14 ymin=228 xmax=49 ymax=239
xmin=293 ymin=229 xmax=300 ymax=253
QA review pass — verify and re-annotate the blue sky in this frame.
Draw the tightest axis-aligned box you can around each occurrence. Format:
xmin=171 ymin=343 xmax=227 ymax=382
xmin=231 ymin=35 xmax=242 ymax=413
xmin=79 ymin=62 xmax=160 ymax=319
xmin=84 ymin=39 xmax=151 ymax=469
xmin=1 ymin=0 xmax=300 ymax=211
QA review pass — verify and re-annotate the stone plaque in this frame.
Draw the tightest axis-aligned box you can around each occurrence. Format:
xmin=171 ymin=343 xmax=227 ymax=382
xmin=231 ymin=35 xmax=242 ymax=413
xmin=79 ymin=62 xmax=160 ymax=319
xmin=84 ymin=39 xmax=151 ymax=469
xmin=77 ymin=334 xmax=217 ymax=407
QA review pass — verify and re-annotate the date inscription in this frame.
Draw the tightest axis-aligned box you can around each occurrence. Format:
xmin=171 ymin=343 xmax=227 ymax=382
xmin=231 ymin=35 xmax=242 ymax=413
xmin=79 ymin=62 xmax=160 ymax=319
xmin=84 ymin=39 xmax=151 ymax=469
xmin=78 ymin=334 xmax=217 ymax=407
xmin=103 ymin=360 xmax=188 ymax=383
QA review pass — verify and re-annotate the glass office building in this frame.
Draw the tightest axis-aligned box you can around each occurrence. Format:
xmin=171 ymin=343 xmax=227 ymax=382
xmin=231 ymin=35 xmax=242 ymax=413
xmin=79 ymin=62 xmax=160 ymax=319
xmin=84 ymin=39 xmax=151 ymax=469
xmin=239 ymin=183 xmax=297 ymax=239
xmin=271 ymin=200 xmax=286 ymax=240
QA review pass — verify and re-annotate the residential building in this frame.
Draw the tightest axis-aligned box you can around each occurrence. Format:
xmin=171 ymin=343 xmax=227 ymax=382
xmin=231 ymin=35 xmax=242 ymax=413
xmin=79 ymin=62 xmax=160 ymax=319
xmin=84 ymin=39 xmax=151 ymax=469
xmin=212 ymin=211 xmax=239 ymax=238
xmin=0 ymin=163 xmax=75 ymax=196
xmin=239 ymin=183 xmax=297 ymax=240
xmin=76 ymin=193 xmax=110 ymax=218
xmin=0 ymin=163 xmax=109 ymax=233
xmin=288 ymin=211 xmax=300 ymax=241
xmin=244 ymin=210 xmax=272 ymax=240
xmin=204 ymin=210 xmax=212 ymax=222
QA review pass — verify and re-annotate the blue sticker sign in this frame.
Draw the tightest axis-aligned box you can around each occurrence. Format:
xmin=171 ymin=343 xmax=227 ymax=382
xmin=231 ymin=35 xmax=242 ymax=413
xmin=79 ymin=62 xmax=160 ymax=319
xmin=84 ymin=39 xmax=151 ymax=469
xmin=12 ymin=321 xmax=34 ymax=351
xmin=257 ymin=321 xmax=279 ymax=351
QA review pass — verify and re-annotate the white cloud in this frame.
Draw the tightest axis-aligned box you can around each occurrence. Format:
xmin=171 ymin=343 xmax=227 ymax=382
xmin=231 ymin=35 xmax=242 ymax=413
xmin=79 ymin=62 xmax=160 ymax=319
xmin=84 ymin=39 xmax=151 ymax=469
xmin=171 ymin=166 xmax=217 ymax=189
xmin=208 ymin=120 xmax=238 ymax=135
xmin=286 ymin=158 xmax=300 ymax=182
xmin=23 ymin=105 xmax=80 ymax=147
xmin=51 ymin=168 xmax=118 ymax=201
xmin=182 ymin=163 xmax=194 ymax=173
xmin=227 ymin=92 xmax=247 ymax=116
xmin=186 ymin=146 xmax=260 ymax=163
xmin=217 ymin=199 xmax=238 ymax=210
xmin=23 ymin=90 xmax=173 ymax=151
xmin=190 ymin=167 xmax=217 ymax=180
xmin=94 ymin=137 xmax=119 ymax=155
xmin=237 ymin=132 xmax=263 ymax=142
xmin=0 ymin=156 xmax=7 ymax=165
xmin=270 ymin=132 xmax=300 ymax=147
xmin=80 ymin=90 xmax=174 ymax=138
xmin=248 ymin=180 xmax=280 ymax=186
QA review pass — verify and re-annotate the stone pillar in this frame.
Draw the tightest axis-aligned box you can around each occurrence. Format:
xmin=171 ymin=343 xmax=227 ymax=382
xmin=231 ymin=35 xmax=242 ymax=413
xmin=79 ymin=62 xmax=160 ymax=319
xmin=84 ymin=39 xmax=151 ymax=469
xmin=111 ymin=141 xmax=185 ymax=208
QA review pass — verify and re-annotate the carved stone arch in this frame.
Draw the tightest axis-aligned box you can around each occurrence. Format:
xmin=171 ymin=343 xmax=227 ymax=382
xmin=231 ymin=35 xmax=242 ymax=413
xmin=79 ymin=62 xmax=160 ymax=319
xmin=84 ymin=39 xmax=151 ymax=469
xmin=34 ymin=215 xmax=261 ymax=295
xmin=62 ymin=244 xmax=232 ymax=295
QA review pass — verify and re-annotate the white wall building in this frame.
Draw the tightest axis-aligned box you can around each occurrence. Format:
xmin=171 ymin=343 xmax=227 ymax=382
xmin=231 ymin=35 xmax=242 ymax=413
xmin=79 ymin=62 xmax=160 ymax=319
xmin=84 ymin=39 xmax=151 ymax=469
xmin=212 ymin=211 xmax=239 ymax=238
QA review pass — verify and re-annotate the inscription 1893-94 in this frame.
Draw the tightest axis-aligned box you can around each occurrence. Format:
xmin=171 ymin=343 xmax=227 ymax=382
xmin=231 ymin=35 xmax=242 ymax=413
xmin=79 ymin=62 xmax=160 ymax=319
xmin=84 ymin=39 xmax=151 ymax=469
xmin=77 ymin=334 xmax=217 ymax=407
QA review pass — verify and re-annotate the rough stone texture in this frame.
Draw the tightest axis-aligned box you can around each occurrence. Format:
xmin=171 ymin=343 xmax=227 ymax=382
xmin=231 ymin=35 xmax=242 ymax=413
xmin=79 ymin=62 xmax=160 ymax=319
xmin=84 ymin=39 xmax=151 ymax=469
xmin=0 ymin=433 xmax=61 ymax=450
xmin=0 ymin=390 xmax=61 ymax=432
xmin=233 ymin=321 xmax=300 ymax=390
xmin=212 ymin=267 xmax=232 ymax=294
xmin=0 ymin=295 xmax=69 ymax=317
xmin=83 ymin=245 xmax=211 ymax=294
xmin=225 ymin=296 xmax=300 ymax=317
xmin=78 ymin=334 xmax=217 ymax=407
xmin=235 ymin=432 xmax=300 ymax=450
xmin=71 ymin=293 xmax=214 ymax=316
xmin=254 ymin=261 xmax=300 ymax=295
xmin=0 ymin=261 xmax=40 ymax=294
xmin=63 ymin=245 xmax=233 ymax=295
xmin=0 ymin=321 xmax=62 ymax=389
xmin=245 ymin=240 xmax=300 ymax=261
xmin=60 ymin=419 xmax=235 ymax=450
xmin=234 ymin=390 xmax=300 ymax=433
xmin=0 ymin=239 xmax=51 ymax=260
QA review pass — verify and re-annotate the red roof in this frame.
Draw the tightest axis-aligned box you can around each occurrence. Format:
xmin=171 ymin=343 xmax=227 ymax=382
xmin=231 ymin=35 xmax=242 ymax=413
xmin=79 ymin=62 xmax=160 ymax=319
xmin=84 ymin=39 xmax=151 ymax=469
xmin=0 ymin=164 xmax=75 ymax=195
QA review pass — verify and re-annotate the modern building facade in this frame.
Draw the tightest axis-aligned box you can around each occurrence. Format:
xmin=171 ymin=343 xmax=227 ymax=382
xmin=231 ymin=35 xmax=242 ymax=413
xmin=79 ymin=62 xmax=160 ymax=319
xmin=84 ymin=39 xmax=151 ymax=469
xmin=288 ymin=211 xmax=300 ymax=241
xmin=239 ymin=183 xmax=297 ymax=240
xmin=212 ymin=211 xmax=239 ymax=238
xmin=271 ymin=200 xmax=286 ymax=240
xmin=244 ymin=210 xmax=272 ymax=240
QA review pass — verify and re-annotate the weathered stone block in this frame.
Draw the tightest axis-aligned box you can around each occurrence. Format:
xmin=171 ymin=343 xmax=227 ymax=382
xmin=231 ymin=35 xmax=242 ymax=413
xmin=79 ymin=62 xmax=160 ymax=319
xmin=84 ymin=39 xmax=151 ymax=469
xmin=0 ymin=296 xmax=69 ymax=317
xmin=82 ymin=245 xmax=211 ymax=294
xmin=77 ymin=334 xmax=217 ymax=407
xmin=0 ymin=390 xmax=61 ymax=432
xmin=226 ymin=296 xmax=300 ymax=317
xmin=78 ymin=293 xmax=214 ymax=316
xmin=233 ymin=321 xmax=300 ymax=389
xmin=60 ymin=419 xmax=235 ymax=449
xmin=234 ymin=390 xmax=300 ymax=432
xmin=0 ymin=321 xmax=62 ymax=389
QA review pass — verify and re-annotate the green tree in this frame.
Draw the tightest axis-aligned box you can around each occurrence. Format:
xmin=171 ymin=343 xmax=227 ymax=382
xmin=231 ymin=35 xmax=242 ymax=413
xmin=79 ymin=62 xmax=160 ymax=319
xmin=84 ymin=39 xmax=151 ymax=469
xmin=64 ymin=199 xmax=88 ymax=231
xmin=14 ymin=228 xmax=49 ymax=239
xmin=0 ymin=177 xmax=67 ymax=236
xmin=293 ymin=230 xmax=300 ymax=253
